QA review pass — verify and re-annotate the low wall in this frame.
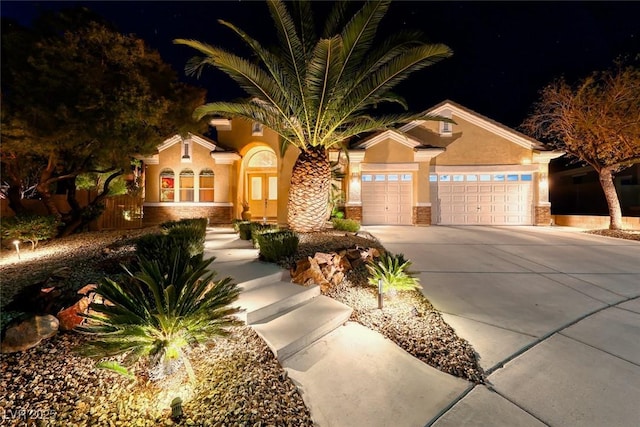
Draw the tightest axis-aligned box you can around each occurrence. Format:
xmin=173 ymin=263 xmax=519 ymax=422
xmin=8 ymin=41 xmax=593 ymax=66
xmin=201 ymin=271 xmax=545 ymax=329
xmin=552 ymin=214 xmax=640 ymax=230
xmin=142 ymin=205 xmax=233 ymax=226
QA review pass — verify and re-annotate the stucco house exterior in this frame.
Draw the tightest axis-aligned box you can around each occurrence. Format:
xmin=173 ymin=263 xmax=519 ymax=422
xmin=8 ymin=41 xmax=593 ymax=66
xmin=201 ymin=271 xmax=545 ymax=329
xmin=139 ymin=100 xmax=562 ymax=227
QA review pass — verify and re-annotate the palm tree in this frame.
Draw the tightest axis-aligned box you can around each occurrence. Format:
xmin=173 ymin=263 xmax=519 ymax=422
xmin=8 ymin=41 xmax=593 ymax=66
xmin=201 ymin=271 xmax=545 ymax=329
xmin=175 ymin=0 xmax=452 ymax=231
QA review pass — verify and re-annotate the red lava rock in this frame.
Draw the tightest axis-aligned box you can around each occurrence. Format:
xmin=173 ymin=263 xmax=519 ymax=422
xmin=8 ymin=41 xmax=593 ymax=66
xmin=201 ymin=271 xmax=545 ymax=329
xmin=57 ymin=297 xmax=91 ymax=331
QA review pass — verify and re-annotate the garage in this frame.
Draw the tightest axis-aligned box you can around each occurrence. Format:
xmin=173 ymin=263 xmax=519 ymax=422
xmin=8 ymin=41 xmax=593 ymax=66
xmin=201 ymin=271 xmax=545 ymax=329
xmin=434 ymin=172 xmax=534 ymax=225
xmin=361 ymin=172 xmax=413 ymax=224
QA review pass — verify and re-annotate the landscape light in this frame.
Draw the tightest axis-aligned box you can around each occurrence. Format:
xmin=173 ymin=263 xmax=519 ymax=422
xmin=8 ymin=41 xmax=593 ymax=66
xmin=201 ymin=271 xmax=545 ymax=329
xmin=12 ymin=240 xmax=20 ymax=260
xmin=378 ymin=278 xmax=384 ymax=309
xmin=170 ymin=397 xmax=183 ymax=421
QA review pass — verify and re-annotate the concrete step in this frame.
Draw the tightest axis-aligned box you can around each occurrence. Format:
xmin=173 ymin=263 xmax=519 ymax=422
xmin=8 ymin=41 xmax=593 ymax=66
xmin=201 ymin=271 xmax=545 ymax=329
xmin=237 ymin=282 xmax=320 ymax=324
xmin=238 ymin=269 xmax=291 ymax=292
xmin=252 ymin=295 xmax=353 ymax=361
xmin=207 ymin=259 xmax=289 ymax=291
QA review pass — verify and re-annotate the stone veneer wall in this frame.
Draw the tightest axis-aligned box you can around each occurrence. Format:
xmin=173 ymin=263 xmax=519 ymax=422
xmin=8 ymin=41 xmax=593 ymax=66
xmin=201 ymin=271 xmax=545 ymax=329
xmin=413 ymin=206 xmax=432 ymax=226
xmin=345 ymin=206 xmax=362 ymax=222
xmin=143 ymin=205 xmax=233 ymax=226
xmin=534 ymin=205 xmax=551 ymax=226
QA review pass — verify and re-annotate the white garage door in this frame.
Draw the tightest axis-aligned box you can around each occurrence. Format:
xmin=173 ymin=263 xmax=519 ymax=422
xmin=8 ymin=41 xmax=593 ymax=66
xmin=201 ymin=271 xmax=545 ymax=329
xmin=436 ymin=173 xmax=533 ymax=225
xmin=362 ymin=173 xmax=413 ymax=225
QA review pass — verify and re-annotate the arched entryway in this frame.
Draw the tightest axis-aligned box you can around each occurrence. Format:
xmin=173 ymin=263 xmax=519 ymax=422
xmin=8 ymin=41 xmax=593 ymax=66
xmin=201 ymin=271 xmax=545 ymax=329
xmin=244 ymin=147 xmax=278 ymax=222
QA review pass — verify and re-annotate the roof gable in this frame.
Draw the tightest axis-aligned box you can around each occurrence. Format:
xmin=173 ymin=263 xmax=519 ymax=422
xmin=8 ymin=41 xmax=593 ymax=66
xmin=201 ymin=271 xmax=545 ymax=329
xmin=399 ymin=100 xmax=546 ymax=151
xmin=353 ymin=129 xmax=424 ymax=149
xmin=157 ymin=133 xmax=217 ymax=152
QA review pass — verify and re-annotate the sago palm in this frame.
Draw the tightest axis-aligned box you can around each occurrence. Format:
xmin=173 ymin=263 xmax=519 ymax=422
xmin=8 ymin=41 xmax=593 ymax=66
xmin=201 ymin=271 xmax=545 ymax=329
xmin=175 ymin=0 xmax=452 ymax=231
xmin=367 ymin=252 xmax=421 ymax=293
xmin=77 ymin=250 xmax=241 ymax=382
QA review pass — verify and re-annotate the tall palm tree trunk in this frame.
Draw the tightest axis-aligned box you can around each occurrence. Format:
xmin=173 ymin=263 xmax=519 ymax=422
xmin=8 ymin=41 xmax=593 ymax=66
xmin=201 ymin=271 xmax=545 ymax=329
xmin=287 ymin=147 xmax=331 ymax=232
xmin=599 ymin=167 xmax=623 ymax=230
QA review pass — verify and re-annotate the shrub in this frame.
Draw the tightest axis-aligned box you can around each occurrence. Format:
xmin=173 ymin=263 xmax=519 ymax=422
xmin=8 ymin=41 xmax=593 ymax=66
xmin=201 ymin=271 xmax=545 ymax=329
xmin=155 ymin=218 xmax=207 ymax=256
xmin=332 ymin=218 xmax=361 ymax=232
xmin=161 ymin=217 xmax=208 ymax=235
xmin=135 ymin=233 xmax=204 ymax=270
xmin=77 ymin=250 xmax=241 ymax=382
xmin=250 ymin=222 xmax=277 ymax=248
xmin=232 ymin=219 xmax=247 ymax=232
xmin=237 ymin=221 xmax=252 ymax=240
xmin=367 ymin=252 xmax=421 ymax=293
xmin=166 ymin=226 xmax=205 ymax=256
xmin=0 ymin=214 xmax=60 ymax=250
xmin=331 ymin=209 xmax=345 ymax=219
xmin=256 ymin=230 xmax=299 ymax=263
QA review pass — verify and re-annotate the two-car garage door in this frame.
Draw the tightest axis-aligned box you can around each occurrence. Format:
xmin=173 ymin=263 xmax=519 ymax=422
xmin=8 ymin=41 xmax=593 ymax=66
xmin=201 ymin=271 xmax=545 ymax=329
xmin=435 ymin=172 xmax=533 ymax=225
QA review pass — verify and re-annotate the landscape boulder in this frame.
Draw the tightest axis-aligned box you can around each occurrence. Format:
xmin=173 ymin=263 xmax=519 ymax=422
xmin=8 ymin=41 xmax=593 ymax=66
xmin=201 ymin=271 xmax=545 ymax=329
xmin=291 ymin=247 xmax=383 ymax=292
xmin=1 ymin=314 xmax=59 ymax=353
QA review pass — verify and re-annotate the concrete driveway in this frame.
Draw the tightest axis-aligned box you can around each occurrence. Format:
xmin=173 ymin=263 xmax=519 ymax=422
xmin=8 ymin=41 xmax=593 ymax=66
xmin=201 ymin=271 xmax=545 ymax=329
xmin=363 ymin=225 xmax=640 ymax=427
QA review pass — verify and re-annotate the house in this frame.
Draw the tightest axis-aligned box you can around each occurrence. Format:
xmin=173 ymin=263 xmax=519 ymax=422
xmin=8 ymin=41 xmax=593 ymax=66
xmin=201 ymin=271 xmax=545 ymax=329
xmin=139 ymin=100 xmax=563 ymax=227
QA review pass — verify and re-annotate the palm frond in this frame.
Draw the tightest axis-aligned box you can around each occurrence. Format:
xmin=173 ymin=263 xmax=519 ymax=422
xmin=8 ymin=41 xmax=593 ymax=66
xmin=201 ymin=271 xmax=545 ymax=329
xmin=342 ymin=44 xmax=452 ymax=120
xmin=306 ymin=36 xmax=343 ymax=147
xmin=267 ymin=0 xmax=312 ymax=134
xmin=291 ymin=0 xmax=316 ymax=58
xmin=337 ymin=1 xmax=390 ymax=86
xmin=322 ymin=1 xmax=350 ymax=38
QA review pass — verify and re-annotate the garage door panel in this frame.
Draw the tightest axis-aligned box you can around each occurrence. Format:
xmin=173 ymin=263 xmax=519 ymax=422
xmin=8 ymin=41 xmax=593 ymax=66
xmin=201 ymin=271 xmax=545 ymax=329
xmin=437 ymin=171 xmax=533 ymax=225
xmin=362 ymin=173 xmax=413 ymax=225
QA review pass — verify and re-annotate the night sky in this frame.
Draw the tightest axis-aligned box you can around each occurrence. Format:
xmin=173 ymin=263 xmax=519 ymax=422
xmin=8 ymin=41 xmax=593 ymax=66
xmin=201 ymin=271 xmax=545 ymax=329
xmin=2 ymin=1 xmax=639 ymax=129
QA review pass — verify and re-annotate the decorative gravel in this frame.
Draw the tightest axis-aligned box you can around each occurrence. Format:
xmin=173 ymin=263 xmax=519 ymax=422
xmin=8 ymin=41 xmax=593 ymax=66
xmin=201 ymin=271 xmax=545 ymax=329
xmin=0 ymin=328 xmax=313 ymax=426
xmin=585 ymin=229 xmax=640 ymax=241
xmin=0 ymin=228 xmax=162 ymax=307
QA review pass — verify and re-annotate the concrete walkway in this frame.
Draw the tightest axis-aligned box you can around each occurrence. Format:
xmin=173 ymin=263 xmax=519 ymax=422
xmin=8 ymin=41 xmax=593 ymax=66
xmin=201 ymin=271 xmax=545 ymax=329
xmin=204 ymin=226 xmax=640 ymax=426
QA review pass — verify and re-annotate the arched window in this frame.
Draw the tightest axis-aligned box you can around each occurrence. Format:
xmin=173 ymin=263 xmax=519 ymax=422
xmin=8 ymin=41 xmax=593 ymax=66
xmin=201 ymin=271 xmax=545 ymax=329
xmin=160 ymin=169 xmax=175 ymax=202
xmin=180 ymin=169 xmax=194 ymax=202
xmin=199 ymin=169 xmax=214 ymax=202
xmin=248 ymin=150 xmax=276 ymax=168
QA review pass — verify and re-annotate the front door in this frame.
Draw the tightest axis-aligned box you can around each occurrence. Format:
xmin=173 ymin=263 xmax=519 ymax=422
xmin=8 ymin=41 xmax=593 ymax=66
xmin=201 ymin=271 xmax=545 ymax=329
xmin=248 ymin=173 xmax=278 ymax=220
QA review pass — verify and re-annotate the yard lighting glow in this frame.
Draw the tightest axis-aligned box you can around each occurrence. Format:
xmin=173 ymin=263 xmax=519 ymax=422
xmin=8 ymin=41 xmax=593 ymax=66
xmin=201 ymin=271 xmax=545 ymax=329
xmin=12 ymin=240 xmax=20 ymax=260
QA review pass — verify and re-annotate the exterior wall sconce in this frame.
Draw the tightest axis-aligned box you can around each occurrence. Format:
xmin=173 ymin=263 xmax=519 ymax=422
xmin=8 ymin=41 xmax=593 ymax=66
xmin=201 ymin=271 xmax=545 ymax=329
xmin=539 ymin=172 xmax=549 ymax=190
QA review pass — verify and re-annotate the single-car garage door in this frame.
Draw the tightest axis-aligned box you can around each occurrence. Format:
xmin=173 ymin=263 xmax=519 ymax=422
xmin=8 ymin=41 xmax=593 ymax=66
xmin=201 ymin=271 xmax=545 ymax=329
xmin=435 ymin=172 xmax=533 ymax=225
xmin=362 ymin=173 xmax=413 ymax=224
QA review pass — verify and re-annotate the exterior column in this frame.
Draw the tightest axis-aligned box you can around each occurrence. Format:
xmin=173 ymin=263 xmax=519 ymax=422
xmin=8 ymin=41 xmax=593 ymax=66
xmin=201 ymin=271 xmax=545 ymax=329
xmin=533 ymin=150 xmax=564 ymax=226
xmin=346 ymin=150 xmax=366 ymax=221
